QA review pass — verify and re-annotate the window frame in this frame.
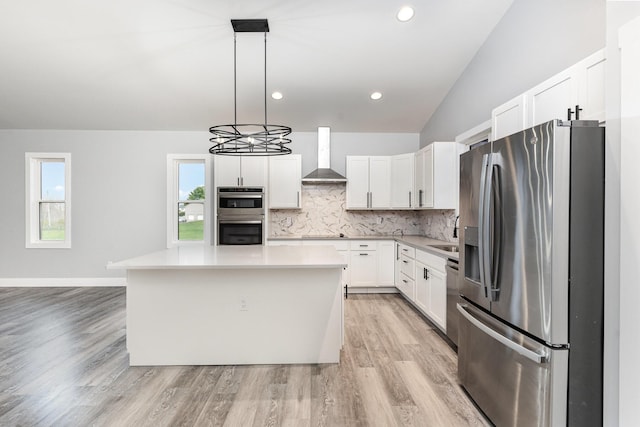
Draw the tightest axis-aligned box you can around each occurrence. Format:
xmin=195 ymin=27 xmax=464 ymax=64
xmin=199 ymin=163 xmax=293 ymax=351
xmin=25 ymin=152 xmax=72 ymax=249
xmin=166 ymin=154 xmax=212 ymax=248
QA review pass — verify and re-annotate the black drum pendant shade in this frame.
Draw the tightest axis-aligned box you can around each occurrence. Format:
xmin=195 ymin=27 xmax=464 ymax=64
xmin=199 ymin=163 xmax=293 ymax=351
xmin=209 ymin=19 xmax=292 ymax=156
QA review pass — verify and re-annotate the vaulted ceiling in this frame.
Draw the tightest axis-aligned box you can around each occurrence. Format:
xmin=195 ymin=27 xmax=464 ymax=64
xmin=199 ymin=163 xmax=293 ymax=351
xmin=0 ymin=0 xmax=513 ymax=132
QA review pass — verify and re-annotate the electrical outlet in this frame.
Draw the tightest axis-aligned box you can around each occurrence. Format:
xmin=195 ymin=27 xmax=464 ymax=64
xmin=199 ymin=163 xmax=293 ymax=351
xmin=426 ymin=217 xmax=432 ymax=225
xmin=284 ymin=217 xmax=292 ymax=227
xmin=240 ymin=298 xmax=248 ymax=311
xmin=377 ymin=217 xmax=383 ymax=224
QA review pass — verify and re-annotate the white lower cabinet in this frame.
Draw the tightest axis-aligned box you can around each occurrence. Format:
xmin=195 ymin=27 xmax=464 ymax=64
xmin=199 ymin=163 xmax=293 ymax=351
xmin=395 ymin=243 xmax=416 ymax=300
xmin=414 ymin=249 xmax=447 ymax=331
xmin=344 ymin=240 xmax=396 ymax=288
xmin=349 ymin=251 xmax=377 ymax=286
xmin=394 ymin=243 xmax=447 ymax=331
xmin=269 ymin=239 xmax=395 ymax=289
xmin=377 ymin=240 xmax=395 ymax=286
xmin=349 ymin=241 xmax=378 ymax=287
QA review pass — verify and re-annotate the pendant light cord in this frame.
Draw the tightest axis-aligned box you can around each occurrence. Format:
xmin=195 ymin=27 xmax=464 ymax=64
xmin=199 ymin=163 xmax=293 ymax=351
xmin=234 ymin=32 xmax=237 ymax=131
xmin=264 ymin=31 xmax=267 ymax=133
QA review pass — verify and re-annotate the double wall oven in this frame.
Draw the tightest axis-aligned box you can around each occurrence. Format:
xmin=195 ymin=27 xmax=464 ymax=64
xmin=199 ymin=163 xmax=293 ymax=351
xmin=217 ymin=187 xmax=265 ymax=245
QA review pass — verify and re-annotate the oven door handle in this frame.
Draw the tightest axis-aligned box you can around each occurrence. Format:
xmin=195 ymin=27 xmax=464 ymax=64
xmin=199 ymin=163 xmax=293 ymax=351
xmin=218 ymin=219 xmax=263 ymax=224
xmin=218 ymin=194 xmax=263 ymax=199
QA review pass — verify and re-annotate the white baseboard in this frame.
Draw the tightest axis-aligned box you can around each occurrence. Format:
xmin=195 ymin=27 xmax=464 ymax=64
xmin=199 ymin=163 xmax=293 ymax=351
xmin=346 ymin=286 xmax=398 ymax=294
xmin=0 ymin=277 xmax=127 ymax=287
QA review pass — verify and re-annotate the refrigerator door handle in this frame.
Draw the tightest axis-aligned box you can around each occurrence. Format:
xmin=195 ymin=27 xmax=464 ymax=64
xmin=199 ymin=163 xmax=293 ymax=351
xmin=478 ymin=153 xmax=492 ymax=298
xmin=489 ymin=158 xmax=503 ymax=301
xmin=457 ymin=303 xmax=548 ymax=364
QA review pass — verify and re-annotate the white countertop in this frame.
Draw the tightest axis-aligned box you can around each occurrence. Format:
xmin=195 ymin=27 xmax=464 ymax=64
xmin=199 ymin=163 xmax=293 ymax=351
xmin=108 ymin=245 xmax=347 ymax=270
xmin=268 ymin=235 xmax=460 ymax=260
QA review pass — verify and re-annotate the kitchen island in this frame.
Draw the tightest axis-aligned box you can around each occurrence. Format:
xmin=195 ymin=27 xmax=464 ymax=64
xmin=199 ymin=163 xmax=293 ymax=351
xmin=108 ymin=245 xmax=346 ymax=366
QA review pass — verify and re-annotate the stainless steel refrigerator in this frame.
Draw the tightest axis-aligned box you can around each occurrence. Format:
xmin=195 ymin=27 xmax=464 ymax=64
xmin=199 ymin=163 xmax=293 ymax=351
xmin=457 ymin=120 xmax=604 ymax=426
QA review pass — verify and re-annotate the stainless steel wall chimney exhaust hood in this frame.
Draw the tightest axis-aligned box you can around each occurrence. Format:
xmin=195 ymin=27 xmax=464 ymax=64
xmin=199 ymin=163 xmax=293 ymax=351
xmin=301 ymin=127 xmax=347 ymax=184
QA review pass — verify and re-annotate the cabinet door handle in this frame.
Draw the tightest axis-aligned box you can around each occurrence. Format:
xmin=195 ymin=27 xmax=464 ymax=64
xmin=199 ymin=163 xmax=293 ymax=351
xmin=396 ymin=244 xmax=400 ymax=260
xmin=297 ymin=191 xmax=300 ymax=208
xmin=409 ymin=191 xmax=412 ymax=208
xmin=419 ymin=190 xmax=423 ymax=207
xmin=568 ymin=104 xmax=584 ymax=120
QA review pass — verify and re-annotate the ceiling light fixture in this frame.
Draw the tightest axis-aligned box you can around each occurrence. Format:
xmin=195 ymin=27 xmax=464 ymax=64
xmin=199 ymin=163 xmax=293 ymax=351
xmin=370 ymin=91 xmax=383 ymax=100
xmin=209 ymin=19 xmax=292 ymax=156
xmin=271 ymin=91 xmax=283 ymax=100
xmin=397 ymin=6 xmax=415 ymax=22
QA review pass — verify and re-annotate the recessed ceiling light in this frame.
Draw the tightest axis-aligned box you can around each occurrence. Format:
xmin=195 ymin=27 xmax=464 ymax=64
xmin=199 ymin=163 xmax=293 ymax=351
xmin=271 ymin=91 xmax=283 ymax=100
xmin=370 ymin=92 xmax=383 ymax=100
xmin=397 ymin=6 xmax=415 ymax=22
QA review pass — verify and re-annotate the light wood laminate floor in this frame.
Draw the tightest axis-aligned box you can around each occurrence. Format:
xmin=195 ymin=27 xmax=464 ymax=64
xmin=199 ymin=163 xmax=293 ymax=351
xmin=0 ymin=287 xmax=490 ymax=426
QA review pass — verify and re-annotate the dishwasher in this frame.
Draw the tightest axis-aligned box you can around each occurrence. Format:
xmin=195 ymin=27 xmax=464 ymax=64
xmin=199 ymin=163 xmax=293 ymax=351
xmin=445 ymin=257 xmax=459 ymax=348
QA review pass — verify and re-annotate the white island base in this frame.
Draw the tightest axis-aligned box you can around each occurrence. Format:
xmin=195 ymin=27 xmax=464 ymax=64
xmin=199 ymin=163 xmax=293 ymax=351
xmin=109 ymin=245 xmax=345 ymax=366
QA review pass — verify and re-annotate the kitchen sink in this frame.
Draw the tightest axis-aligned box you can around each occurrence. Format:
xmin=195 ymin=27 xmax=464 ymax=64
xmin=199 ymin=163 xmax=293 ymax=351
xmin=430 ymin=244 xmax=460 ymax=253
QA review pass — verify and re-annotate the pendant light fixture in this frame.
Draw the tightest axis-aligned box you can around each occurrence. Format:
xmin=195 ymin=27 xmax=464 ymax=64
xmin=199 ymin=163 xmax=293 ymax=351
xmin=209 ymin=19 xmax=292 ymax=156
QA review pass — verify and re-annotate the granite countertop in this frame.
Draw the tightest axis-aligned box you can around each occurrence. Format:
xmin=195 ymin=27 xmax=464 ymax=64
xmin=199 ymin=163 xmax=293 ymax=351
xmin=107 ymin=245 xmax=347 ymax=270
xmin=268 ymin=234 xmax=459 ymax=260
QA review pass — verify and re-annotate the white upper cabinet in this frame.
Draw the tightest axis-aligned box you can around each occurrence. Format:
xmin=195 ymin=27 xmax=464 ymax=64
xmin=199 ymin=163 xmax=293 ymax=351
xmin=239 ymin=157 xmax=268 ymax=187
xmin=415 ymin=142 xmax=456 ymax=209
xmin=492 ymin=49 xmax=606 ymax=141
xmin=492 ymin=94 xmax=527 ymax=141
xmin=269 ymin=155 xmax=301 ymax=209
xmin=346 ymin=156 xmax=370 ymax=209
xmin=369 ymin=157 xmax=391 ymax=208
xmin=346 ymin=156 xmax=391 ymax=209
xmin=527 ymin=66 xmax=579 ymax=127
xmin=214 ymin=156 xmax=268 ymax=188
xmin=577 ymin=49 xmax=606 ymax=123
xmin=391 ymin=153 xmax=415 ymax=208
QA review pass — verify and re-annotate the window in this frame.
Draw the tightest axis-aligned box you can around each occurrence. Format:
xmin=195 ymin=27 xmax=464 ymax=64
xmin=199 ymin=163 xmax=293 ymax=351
xmin=25 ymin=153 xmax=71 ymax=248
xmin=167 ymin=155 xmax=211 ymax=247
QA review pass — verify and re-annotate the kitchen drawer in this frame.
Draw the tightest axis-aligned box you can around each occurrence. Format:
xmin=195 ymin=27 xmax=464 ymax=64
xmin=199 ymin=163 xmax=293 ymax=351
xmin=416 ymin=249 xmax=446 ymax=273
xmin=398 ymin=243 xmax=415 ymax=259
xmin=400 ymin=254 xmax=415 ymax=279
xmin=397 ymin=273 xmax=415 ymax=301
xmin=350 ymin=240 xmax=376 ymax=251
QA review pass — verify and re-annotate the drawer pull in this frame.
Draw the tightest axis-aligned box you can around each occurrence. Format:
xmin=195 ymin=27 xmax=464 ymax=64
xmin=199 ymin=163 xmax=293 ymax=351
xmin=359 ymin=244 xmax=369 ymax=247
xmin=402 ymin=279 xmax=408 ymax=283
xmin=359 ymin=253 xmax=369 ymax=256
xmin=402 ymin=260 xmax=409 ymax=264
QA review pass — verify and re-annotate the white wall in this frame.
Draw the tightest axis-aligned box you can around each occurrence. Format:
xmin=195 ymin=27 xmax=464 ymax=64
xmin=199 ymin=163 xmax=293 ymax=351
xmin=608 ymin=4 xmax=640 ymax=427
xmin=0 ymin=129 xmax=418 ymax=280
xmin=420 ymin=0 xmax=606 ymax=144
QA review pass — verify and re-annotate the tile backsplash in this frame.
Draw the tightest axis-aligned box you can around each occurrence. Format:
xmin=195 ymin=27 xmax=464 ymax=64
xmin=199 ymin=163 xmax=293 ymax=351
xmin=269 ymin=184 xmax=457 ymax=242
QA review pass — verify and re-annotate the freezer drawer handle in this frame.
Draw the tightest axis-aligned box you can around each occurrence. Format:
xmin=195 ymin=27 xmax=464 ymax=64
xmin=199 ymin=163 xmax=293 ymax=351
xmin=456 ymin=303 xmax=547 ymax=364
